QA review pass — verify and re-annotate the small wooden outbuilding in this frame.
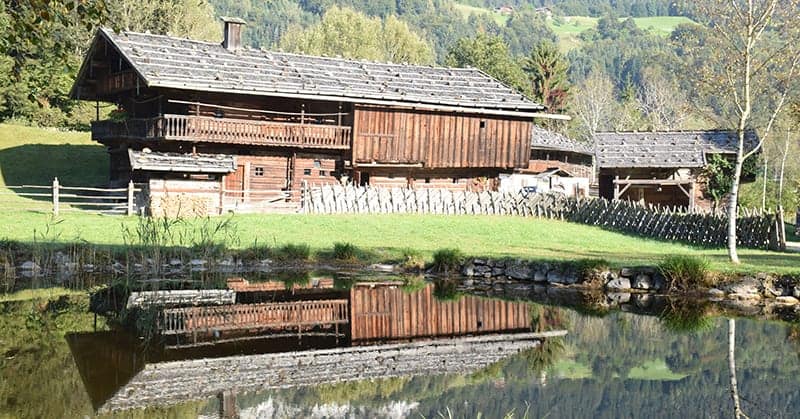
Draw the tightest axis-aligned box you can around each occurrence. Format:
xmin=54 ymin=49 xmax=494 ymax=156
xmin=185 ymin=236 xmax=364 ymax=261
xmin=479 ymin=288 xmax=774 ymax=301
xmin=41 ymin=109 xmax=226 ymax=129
xmin=594 ymin=130 xmax=757 ymax=210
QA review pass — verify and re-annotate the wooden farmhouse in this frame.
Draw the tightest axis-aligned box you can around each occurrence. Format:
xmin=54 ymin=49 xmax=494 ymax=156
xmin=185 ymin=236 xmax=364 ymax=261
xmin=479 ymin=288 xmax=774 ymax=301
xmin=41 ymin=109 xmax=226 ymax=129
xmin=501 ymin=126 xmax=594 ymax=197
xmin=594 ymin=131 xmax=756 ymax=210
xmin=70 ymin=19 xmax=558 ymax=215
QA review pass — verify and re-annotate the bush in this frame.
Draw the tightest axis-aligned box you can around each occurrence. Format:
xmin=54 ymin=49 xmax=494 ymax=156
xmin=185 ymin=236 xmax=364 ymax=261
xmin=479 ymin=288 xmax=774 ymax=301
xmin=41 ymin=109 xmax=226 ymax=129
xmin=332 ymin=242 xmax=358 ymax=260
xmin=574 ymin=258 xmax=610 ymax=279
xmin=276 ymin=243 xmax=311 ymax=261
xmin=400 ymin=248 xmax=425 ymax=271
xmin=659 ymin=255 xmax=711 ymax=291
xmin=431 ymin=248 xmax=464 ymax=275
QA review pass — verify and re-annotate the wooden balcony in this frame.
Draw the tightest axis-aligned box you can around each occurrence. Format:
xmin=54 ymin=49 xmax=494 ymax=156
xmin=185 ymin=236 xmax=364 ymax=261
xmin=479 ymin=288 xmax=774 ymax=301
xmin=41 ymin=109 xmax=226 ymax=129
xmin=159 ymin=299 xmax=350 ymax=335
xmin=91 ymin=114 xmax=351 ymax=149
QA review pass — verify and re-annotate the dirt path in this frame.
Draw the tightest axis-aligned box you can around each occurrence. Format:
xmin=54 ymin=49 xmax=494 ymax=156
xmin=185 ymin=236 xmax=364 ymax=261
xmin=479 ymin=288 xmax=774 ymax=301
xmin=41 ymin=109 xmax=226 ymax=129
xmin=787 ymin=242 xmax=800 ymax=253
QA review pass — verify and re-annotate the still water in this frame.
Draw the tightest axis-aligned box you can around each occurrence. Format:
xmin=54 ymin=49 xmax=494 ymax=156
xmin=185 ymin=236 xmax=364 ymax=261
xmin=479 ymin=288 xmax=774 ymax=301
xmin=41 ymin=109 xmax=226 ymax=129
xmin=1 ymin=274 xmax=799 ymax=418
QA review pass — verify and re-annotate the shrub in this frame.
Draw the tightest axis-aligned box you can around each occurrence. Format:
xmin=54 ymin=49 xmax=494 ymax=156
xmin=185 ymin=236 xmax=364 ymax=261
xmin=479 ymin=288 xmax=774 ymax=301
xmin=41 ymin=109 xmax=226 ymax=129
xmin=431 ymin=248 xmax=464 ymax=275
xmin=400 ymin=248 xmax=425 ymax=271
xmin=238 ymin=240 xmax=272 ymax=261
xmin=659 ymin=255 xmax=711 ymax=291
xmin=276 ymin=243 xmax=311 ymax=261
xmin=332 ymin=242 xmax=358 ymax=260
xmin=574 ymin=258 xmax=610 ymax=280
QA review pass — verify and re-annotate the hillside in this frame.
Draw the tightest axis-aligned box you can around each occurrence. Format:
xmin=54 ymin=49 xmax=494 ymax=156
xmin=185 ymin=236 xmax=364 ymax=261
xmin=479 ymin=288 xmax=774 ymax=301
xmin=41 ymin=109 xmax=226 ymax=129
xmin=451 ymin=3 xmax=694 ymax=50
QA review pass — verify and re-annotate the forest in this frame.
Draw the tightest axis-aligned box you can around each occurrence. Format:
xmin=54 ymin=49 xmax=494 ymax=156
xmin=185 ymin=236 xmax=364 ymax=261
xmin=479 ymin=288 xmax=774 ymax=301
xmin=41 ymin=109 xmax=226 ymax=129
xmin=0 ymin=0 xmax=797 ymax=210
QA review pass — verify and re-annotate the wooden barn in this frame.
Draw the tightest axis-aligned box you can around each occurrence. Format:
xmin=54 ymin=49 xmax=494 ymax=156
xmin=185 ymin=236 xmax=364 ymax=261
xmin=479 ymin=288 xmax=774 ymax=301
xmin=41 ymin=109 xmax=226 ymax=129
xmin=70 ymin=18 xmax=559 ymax=215
xmin=501 ymin=126 xmax=594 ymax=197
xmin=594 ymin=131 xmax=757 ymax=210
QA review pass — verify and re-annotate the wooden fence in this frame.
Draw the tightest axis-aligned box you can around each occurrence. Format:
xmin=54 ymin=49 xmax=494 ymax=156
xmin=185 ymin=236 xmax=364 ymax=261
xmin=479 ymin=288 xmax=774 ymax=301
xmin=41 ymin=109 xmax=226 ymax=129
xmin=0 ymin=177 xmax=141 ymax=215
xmin=301 ymin=184 xmax=783 ymax=249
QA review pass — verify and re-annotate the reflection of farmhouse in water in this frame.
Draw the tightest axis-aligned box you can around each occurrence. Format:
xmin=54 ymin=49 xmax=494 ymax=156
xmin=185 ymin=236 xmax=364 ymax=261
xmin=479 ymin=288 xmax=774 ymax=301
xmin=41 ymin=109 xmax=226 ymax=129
xmin=68 ymin=280 xmax=566 ymax=414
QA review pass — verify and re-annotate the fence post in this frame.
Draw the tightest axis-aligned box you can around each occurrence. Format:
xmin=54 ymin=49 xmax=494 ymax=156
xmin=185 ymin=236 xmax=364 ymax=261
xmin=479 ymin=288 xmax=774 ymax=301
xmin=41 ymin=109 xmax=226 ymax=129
xmin=52 ymin=177 xmax=59 ymax=216
xmin=127 ymin=180 xmax=135 ymax=216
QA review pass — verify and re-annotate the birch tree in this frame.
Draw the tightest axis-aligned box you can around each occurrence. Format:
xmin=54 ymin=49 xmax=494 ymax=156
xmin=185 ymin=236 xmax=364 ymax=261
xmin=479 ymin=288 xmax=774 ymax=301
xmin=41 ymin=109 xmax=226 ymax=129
xmin=572 ymin=72 xmax=617 ymax=137
xmin=680 ymin=0 xmax=800 ymax=263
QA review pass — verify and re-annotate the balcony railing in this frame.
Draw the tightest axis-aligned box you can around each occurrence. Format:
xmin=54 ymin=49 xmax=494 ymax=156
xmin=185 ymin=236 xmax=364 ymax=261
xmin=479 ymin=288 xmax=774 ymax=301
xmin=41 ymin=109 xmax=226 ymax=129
xmin=92 ymin=114 xmax=351 ymax=149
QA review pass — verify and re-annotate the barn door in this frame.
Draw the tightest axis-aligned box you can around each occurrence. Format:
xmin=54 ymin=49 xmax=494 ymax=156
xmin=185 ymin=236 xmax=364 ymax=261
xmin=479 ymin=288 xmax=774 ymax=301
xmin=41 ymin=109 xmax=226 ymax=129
xmin=225 ymin=164 xmax=245 ymax=200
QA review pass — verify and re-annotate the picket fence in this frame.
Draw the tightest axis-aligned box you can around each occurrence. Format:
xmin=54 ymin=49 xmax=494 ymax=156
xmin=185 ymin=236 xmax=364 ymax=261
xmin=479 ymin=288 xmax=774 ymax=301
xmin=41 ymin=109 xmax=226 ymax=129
xmin=301 ymin=184 xmax=782 ymax=249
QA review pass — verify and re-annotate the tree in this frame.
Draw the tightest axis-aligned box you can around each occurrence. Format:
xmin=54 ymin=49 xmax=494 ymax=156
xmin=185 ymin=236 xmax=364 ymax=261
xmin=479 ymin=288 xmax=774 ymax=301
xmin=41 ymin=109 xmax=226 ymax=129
xmin=0 ymin=0 xmax=218 ymax=127
xmin=681 ymin=0 xmax=800 ymax=263
xmin=445 ymin=34 xmax=528 ymax=95
xmin=636 ymin=68 xmax=689 ymax=131
xmin=279 ymin=7 xmax=434 ymax=65
xmin=571 ymin=72 xmax=617 ymax=137
xmin=524 ymin=40 xmax=570 ymax=112
xmin=380 ymin=15 xmax=434 ymax=64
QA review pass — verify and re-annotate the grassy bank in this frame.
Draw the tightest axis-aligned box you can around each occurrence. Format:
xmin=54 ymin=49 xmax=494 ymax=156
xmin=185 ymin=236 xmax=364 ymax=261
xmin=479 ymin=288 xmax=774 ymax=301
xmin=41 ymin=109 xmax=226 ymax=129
xmin=0 ymin=211 xmax=797 ymax=275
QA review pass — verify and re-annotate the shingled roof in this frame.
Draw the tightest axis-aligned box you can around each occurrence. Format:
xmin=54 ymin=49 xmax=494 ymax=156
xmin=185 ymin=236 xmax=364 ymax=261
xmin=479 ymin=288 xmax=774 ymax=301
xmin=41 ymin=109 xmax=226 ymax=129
xmin=594 ymin=130 xmax=757 ymax=169
xmin=73 ymin=28 xmax=545 ymax=115
xmin=531 ymin=125 xmax=593 ymax=154
xmin=128 ymin=149 xmax=236 ymax=173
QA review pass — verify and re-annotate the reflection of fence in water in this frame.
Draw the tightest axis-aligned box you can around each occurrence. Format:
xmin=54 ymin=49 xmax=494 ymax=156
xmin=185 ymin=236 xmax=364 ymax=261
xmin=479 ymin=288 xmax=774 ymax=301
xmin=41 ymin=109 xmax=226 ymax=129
xmin=159 ymin=299 xmax=349 ymax=335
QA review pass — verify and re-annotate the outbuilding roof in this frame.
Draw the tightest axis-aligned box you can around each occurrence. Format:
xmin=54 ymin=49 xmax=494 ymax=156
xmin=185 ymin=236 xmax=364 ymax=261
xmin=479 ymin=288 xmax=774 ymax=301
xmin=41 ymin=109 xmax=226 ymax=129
xmin=128 ymin=149 xmax=236 ymax=173
xmin=531 ymin=125 xmax=593 ymax=154
xmin=73 ymin=28 xmax=545 ymax=115
xmin=594 ymin=130 xmax=757 ymax=169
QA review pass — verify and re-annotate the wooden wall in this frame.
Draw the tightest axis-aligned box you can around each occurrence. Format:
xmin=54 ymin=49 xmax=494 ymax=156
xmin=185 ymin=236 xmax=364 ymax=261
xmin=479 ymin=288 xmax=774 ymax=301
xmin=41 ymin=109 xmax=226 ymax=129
xmin=526 ymin=150 xmax=594 ymax=179
xmin=362 ymin=168 xmax=500 ymax=192
xmin=352 ymin=106 xmax=532 ymax=169
xmin=349 ymin=284 xmax=531 ymax=343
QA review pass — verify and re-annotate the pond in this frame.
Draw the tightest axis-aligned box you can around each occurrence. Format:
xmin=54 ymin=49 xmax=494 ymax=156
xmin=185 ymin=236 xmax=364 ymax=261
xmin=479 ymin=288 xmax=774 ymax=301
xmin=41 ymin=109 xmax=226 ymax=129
xmin=1 ymin=273 xmax=799 ymax=418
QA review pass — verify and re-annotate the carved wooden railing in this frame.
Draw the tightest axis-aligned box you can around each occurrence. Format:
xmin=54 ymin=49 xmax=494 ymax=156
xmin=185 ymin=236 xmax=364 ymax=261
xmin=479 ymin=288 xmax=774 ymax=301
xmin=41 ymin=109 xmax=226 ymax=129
xmin=92 ymin=114 xmax=351 ymax=149
xmin=159 ymin=299 xmax=349 ymax=335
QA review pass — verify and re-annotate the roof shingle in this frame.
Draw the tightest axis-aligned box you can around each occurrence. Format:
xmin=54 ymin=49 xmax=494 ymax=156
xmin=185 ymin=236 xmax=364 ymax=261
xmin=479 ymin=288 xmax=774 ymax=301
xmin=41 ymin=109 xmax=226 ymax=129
xmin=85 ymin=29 xmax=543 ymax=114
xmin=531 ymin=126 xmax=593 ymax=154
xmin=594 ymin=131 xmax=757 ymax=168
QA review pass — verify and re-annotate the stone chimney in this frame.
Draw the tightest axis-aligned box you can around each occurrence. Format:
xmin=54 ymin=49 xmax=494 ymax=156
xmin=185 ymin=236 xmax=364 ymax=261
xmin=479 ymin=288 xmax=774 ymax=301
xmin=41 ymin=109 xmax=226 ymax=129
xmin=221 ymin=17 xmax=246 ymax=51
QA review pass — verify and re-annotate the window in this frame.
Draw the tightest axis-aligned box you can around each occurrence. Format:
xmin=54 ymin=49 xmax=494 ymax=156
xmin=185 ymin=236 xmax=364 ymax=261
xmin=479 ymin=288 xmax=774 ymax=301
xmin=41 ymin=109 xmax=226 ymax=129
xmin=313 ymin=160 xmax=322 ymax=168
xmin=214 ymin=109 xmax=224 ymax=119
xmin=253 ymin=167 xmax=264 ymax=176
xmin=479 ymin=120 xmax=486 ymax=128
xmin=425 ymin=178 xmax=431 ymax=184
xmin=452 ymin=177 xmax=460 ymax=184
xmin=319 ymin=170 xmax=327 ymax=176
xmin=303 ymin=169 xmax=312 ymax=176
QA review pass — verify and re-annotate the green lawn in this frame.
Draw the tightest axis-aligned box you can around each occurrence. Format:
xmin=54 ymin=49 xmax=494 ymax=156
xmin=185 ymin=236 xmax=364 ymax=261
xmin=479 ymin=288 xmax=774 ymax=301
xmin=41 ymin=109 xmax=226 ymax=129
xmin=0 ymin=123 xmax=796 ymax=276
xmin=0 ymin=211 xmax=798 ymax=275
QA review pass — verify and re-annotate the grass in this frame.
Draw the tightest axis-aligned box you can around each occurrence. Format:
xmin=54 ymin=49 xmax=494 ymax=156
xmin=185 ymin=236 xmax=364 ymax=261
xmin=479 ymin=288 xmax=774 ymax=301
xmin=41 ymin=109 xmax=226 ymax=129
xmin=431 ymin=248 xmax=464 ymax=274
xmin=659 ymin=255 xmax=712 ymax=290
xmin=0 ymin=123 xmax=104 ymax=188
xmin=0 ymin=123 xmax=106 ymax=212
xmin=0 ymin=212 xmax=798 ymax=275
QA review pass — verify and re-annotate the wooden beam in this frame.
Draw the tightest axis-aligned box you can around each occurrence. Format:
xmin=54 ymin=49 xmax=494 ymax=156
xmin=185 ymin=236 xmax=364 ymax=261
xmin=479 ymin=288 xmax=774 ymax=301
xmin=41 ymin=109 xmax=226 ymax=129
xmin=612 ymin=178 xmax=694 ymax=186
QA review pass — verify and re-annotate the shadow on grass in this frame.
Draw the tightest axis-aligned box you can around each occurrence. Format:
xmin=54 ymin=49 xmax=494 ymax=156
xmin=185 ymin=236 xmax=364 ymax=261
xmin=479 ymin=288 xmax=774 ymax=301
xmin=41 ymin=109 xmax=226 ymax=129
xmin=0 ymin=144 xmax=108 ymax=198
